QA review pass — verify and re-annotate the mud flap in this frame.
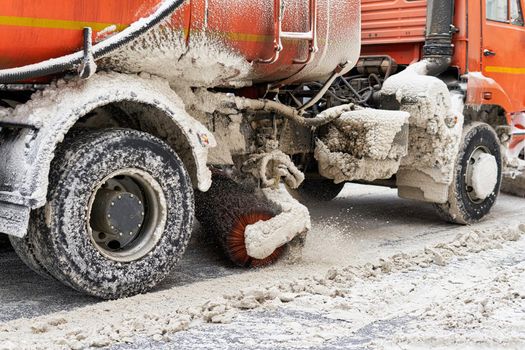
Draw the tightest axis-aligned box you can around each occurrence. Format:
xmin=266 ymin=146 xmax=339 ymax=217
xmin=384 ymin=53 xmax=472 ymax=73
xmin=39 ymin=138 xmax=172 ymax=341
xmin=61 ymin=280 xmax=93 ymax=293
xmin=0 ymin=202 xmax=30 ymax=237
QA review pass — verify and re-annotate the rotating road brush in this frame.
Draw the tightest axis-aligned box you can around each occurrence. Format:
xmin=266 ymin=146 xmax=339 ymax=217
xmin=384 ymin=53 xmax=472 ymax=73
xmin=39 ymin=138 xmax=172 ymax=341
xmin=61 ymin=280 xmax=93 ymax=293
xmin=195 ymin=171 xmax=284 ymax=267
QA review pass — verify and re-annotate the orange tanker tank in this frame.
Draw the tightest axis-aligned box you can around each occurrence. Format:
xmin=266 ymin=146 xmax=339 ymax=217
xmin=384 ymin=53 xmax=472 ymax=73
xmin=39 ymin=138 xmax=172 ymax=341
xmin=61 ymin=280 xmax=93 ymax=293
xmin=0 ymin=0 xmax=361 ymax=86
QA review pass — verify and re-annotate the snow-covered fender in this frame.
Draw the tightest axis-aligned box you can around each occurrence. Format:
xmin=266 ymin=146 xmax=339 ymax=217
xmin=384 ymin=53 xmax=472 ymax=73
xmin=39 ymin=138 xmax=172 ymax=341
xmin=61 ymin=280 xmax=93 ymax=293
xmin=380 ymin=64 xmax=464 ymax=203
xmin=0 ymin=72 xmax=216 ymax=237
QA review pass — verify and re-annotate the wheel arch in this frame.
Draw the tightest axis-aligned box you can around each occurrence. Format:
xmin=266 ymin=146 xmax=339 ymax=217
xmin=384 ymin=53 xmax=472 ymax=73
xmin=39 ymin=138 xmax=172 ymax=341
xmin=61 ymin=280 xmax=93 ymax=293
xmin=465 ymin=72 xmax=514 ymax=125
xmin=0 ymin=72 xmax=215 ymax=237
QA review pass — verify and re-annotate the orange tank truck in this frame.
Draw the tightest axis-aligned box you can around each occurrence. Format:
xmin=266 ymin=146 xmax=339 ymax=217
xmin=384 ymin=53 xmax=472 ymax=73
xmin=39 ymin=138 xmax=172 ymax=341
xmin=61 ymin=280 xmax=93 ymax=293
xmin=0 ymin=0 xmax=523 ymax=299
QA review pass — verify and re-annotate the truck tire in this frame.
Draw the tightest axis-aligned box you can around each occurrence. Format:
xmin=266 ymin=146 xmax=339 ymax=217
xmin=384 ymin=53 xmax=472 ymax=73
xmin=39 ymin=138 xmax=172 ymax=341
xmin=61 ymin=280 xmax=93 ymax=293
xmin=25 ymin=129 xmax=194 ymax=299
xmin=435 ymin=123 xmax=502 ymax=224
xmin=9 ymin=233 xmax=51 ymax=278
xmin=288 ymin=179 xmax=345 ymax=203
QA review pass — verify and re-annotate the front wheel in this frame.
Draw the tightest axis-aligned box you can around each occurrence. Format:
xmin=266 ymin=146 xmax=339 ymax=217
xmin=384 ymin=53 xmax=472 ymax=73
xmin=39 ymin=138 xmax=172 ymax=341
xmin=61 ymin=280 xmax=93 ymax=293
xmin=17 ymin=129 xmax=194 ymax=299
xmin=435 ymin=123 xmax=502 ymax=224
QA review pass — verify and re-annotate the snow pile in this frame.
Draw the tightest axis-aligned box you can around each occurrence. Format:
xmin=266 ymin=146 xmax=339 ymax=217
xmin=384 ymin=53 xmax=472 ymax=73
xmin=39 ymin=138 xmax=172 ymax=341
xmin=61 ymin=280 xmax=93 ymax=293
xmin=1 ymin=222 xmax=522 ymax=349
xmin=315 ymin=108 xmax=409 ymax=183
xmin=386 ymin=263 xmax=525 ymax=348
xmin=0 ymin=106 xmax=11 ymax=120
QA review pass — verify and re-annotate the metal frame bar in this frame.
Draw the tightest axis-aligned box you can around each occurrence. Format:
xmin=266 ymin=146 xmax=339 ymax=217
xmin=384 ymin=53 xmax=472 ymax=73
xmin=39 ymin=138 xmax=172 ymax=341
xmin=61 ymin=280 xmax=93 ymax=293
xmin=258 ymin=0 xmax=318 ymax=64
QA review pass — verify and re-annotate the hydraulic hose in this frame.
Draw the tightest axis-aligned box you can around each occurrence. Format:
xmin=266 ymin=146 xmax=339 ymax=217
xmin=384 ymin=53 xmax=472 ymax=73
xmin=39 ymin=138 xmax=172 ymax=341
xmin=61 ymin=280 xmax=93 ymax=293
xmin=0 ymin=0 xmax=185 ymax=84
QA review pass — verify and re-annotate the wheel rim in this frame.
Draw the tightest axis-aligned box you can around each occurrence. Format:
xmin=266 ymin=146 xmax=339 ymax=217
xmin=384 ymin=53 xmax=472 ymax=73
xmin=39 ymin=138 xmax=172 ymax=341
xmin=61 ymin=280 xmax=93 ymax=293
xmin=87 ymin=168 xmax=167 ymax=262
xmin=465 ymin=146 xmax=498 ymax=203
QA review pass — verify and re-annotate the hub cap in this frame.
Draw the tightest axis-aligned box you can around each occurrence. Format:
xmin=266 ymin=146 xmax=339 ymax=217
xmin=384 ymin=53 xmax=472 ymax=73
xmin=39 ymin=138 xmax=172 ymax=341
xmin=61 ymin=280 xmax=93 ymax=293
xmin=87 ymin=169 xmax=167 ymax=262
xmin=465 ymin=147 xmax=498 ymax=203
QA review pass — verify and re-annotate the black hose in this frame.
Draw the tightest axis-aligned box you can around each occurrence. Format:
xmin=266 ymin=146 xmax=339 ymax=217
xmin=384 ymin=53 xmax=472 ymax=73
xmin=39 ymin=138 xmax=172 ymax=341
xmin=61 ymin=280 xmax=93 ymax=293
xmin=0 ymin=0 xmax=186 ymax=84
xmin=422 ymin=0 xmax=455 ymax=76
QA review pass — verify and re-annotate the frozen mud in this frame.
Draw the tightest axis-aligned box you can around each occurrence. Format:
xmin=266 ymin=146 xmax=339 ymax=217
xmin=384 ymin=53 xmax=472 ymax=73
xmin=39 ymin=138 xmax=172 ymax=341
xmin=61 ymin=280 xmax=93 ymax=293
xmin=1 ymin=219 xmax=523 ymax=349
xmin=315 ymin=108 xmax=409 ymax=183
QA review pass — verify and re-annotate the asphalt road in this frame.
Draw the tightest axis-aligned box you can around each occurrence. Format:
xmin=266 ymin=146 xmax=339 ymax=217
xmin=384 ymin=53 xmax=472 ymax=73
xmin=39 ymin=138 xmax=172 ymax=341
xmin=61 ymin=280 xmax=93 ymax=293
xmin=1 ymin=184 xmax=523 ymax=325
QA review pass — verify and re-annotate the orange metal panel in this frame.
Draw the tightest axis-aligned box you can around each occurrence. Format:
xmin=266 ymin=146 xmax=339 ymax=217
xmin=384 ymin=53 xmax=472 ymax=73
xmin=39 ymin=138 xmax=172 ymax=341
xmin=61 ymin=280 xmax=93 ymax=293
xmin=0 ymin=0 xmax=186 ymax=69
xmin=451 ymin=0 xmax=469 ymax=75
xmin=361 ymin=0 xmax=470 ymax=72
xmin=360 ymin=0 xmax=426 ymax=65
xmin=361 ymin=0 xmax=427 ymax=45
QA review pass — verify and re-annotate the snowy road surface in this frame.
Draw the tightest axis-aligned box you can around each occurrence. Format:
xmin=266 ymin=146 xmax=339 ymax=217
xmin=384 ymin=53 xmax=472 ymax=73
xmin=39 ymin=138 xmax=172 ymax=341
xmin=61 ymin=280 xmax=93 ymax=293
xmin=0 ymin=184 xmax=524 ymax=349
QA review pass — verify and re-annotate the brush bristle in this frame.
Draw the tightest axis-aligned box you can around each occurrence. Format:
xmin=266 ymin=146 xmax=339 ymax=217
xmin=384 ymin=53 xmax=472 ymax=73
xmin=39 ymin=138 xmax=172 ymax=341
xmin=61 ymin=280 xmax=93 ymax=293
xmin=195 ymin=171 xmax=284 ymax=268
xmin=227 ymin=212 xmax=285 ymax=268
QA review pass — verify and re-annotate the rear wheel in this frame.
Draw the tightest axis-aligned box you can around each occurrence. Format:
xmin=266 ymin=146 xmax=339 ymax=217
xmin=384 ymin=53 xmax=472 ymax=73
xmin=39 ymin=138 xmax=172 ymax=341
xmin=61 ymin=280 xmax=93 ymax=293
xmin=15 ymin=129 xmax=194 ymax=299
xmin=435 ymin=123 xmax=502 ymax=224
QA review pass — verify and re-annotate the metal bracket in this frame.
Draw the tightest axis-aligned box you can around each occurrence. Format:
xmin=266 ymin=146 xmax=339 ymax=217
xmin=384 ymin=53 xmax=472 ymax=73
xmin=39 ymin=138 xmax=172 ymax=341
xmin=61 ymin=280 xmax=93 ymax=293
xmin=258 ymin=0 xmax=319 ymax=65
xmin=79 ymin=27 xmax=97 ymax=79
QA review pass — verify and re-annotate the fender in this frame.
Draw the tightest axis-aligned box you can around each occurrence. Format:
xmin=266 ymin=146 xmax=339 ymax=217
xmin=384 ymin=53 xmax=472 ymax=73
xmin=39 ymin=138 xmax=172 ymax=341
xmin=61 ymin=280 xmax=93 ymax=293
xmin=380 ymin=67 xmax=464 ymax=203
xmin=0 ymin=72 xmax=216 ymax=237
xmin=466 ymin=72 xmax=514 ymax=123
